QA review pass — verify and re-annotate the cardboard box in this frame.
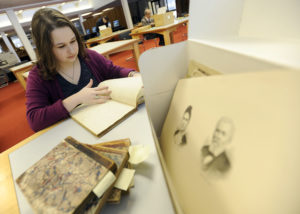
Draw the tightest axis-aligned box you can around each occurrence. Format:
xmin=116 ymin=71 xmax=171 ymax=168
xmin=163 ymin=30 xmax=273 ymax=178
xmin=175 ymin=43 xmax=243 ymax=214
xmin=99 ymin=27 xmax=112 ymax=38
xmin=153 ymin=12 xmax=175 ymax=27
xmin=139 ymin=1 xmax=300 ymax=213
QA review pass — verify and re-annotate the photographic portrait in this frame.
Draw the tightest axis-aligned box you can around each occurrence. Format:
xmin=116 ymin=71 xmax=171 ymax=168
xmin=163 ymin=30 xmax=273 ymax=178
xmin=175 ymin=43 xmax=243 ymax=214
xmin=201 ymin=117 xmax=235 ymax=174
xmin=173 ymin=105 xmax=192 ymax=145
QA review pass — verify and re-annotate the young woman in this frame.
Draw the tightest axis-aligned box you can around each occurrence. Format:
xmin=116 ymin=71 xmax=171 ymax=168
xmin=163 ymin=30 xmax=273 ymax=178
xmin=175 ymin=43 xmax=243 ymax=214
xmin=26 ymin=8 xmax=138 ymax=132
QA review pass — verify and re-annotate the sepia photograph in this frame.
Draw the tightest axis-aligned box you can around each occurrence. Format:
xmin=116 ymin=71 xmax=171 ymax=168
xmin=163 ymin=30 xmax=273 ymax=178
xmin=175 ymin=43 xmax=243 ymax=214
xmin=173 ymin=105 xmax=193 ymax=145
xmin=201 ymin=117 xmax=235 ymax=175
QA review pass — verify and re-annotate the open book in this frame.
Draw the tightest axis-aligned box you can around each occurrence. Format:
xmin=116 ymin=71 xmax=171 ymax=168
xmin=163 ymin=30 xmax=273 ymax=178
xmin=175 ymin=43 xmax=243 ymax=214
xmin=71 ymin=76 xmax=144 ymax=136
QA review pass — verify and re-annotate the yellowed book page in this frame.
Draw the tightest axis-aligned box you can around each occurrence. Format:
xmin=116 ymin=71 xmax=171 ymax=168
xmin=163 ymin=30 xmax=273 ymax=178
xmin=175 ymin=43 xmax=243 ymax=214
xmin=187 ymin=60 xmax=221 ymax=78
xmin=160 ymin=70 xmax=300 ymax=214
xmin=99 ymin=76 xmax=143 ymax=107
xmin=114 ymin=168 xmax=135 ymax=191
xmin=71 ymin=100 xmax=135 ymax=136
xmin=93 ymin=171 xmax=116 ymax=198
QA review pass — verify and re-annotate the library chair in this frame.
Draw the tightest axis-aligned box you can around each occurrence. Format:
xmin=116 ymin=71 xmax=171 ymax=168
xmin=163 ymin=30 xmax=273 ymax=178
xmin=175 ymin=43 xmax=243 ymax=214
xmin=131 ymin=25 xmax=159 ymax=49
xmin=130 ymin=25 xmax=159 ymax=51
xmin=131 ymin=25 xmax=151 ymax=51
xmin=142 ymin=37 xmax=159 ymax=49
xmin=126 ymin=25 xmax=156 ymax=61
xmin=0 ymin=69 xmax=9 ymax=88
xmin=182 ymin=23 xmax=188 ymax=41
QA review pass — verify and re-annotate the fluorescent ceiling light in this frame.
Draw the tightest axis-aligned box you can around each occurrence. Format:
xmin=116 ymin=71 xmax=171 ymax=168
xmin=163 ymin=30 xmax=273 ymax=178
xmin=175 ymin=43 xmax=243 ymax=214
xmin=92 ymin=12 xmax=103 ymax=16
xmin=82 ymin=12 xmax=92 ymax=16
xmin=70 ymin=17 xmax=79 ymax=21
xmin=103 ymin=7 xmax=113 ymax=12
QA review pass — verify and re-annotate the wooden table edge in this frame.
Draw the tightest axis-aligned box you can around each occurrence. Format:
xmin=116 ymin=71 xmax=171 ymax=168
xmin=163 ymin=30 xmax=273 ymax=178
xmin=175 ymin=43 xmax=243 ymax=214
xmin=0 ymin=124 xmax=59 ymax=214
xmin=130 ymin=19 xmax=189 ymax=37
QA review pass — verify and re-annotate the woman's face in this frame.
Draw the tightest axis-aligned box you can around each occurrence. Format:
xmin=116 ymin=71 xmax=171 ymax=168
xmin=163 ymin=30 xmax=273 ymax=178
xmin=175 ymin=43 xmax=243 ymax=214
xmin=51 ymin=26 xmax=79 ymax=65
xmin=178 ymin=111 xmax=191 ymax=131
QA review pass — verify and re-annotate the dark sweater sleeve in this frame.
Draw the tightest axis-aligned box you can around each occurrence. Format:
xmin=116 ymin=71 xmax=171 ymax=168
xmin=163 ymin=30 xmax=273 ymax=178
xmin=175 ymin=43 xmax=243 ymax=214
xmin=26 ymin=69 xmax=69 ymax=132
xmin=95 ymin=20 xmax=101 ymax=33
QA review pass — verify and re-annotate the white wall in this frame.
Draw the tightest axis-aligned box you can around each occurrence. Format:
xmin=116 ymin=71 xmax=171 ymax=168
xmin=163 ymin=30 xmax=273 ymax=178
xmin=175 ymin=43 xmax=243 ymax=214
xmin=187 ymin=40 xmax=285 ymax=74
xmin=188 ymin=0 xmax=300 ymax=41
xmin=188 ymin=0 xmax=245 ymax=39
xmin=239 ymin=0 xmax=300 ymax=40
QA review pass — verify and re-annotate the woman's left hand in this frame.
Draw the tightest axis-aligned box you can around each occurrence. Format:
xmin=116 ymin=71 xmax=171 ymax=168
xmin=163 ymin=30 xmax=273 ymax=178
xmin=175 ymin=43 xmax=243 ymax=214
xmin=128 ymin=71 xmax=140 ymax=77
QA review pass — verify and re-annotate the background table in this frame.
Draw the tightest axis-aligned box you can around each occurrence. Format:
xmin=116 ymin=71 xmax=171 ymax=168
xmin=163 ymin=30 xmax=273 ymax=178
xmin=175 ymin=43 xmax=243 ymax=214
xmin=90 ymin=39 xmax=141 ymax=71
xmin=8 ymin=62 xmax=34 ymax=90
xmin=130 ymin=18 xmax=189 ymax=46
xmin=85 ymin=28 xmax=133 ymax=48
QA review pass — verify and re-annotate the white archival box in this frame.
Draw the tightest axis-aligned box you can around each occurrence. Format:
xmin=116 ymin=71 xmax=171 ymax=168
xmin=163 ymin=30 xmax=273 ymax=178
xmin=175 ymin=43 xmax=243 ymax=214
xmin=138 ymin=0 xmax=300 ymax=213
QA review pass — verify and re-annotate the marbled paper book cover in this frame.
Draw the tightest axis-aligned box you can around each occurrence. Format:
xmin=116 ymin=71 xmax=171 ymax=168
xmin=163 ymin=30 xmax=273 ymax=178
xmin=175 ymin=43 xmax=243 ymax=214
xmin=16 ymin=140 xmax=110 ymax=214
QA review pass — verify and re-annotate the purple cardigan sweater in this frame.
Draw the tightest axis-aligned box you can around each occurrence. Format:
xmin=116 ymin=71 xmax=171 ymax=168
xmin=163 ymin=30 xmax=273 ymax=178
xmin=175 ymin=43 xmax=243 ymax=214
xmin=26 ymin=49 xmax=133 ymax=132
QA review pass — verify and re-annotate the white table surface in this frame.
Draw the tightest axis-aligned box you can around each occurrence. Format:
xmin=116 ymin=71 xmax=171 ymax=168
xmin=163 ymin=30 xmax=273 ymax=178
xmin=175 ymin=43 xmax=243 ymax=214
xmin=9 ymin=104 xmax=174 ymax=214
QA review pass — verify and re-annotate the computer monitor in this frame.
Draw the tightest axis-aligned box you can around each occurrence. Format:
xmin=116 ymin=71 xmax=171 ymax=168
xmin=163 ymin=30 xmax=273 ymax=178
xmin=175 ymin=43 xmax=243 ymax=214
xmin=113 ymin=20 xmax=120 ymax=28
xmin=86 ymin=29 xmax=91 ymax=34
xmin=172 ymin=10 xmax=177 ymax=18
xmin=166 ymin=0 xmax=176 ymax=11
xmin=92 ymin=26 xmax=97 ymax=33
xmin=10 ymin=35 xmax=23 ymax=48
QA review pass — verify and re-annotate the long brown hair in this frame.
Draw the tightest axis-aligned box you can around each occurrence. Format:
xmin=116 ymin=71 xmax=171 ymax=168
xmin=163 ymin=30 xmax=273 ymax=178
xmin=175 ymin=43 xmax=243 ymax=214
xmin=31 ymin=8 xmax=86 ymax=80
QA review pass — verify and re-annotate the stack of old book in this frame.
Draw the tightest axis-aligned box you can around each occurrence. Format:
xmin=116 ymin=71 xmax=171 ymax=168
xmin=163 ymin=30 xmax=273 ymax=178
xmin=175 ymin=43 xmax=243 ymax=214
xmin=16 ymin=136 xmax=135 ymax=214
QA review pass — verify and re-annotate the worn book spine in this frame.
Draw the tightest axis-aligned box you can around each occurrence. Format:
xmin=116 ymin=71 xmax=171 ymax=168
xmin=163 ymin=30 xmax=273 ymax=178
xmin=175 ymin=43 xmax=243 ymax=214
xmin=95 ymin=138 xmax=131 ymax=151
xmin=65 ymin=136 xmax=117 ymax=172
xmin=83 ymin=141 xmax=130 ymax=213
xmin=64 ymin=137 xmax=118 ymax=214
xmin=91 ymin=140 xmax=132 ymax=204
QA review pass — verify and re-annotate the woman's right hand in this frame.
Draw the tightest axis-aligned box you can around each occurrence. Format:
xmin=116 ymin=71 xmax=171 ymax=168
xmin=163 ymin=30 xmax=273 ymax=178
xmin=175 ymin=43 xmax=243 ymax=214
xmin=77 ymin=79 xmax=111 ymax=105
xmin=63 ymin=79 xmax=111 ymax=112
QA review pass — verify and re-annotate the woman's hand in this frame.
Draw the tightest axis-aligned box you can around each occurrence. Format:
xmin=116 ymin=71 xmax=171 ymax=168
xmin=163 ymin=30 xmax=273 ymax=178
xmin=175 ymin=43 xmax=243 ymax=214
xmin=62 ymin=79 xmax=111 ymax=112
xmin=128 ymin=71 xmax=140 ymax=77
xmin=133 ymin=72 xmax=141 ymax=77
xmin=77 ymin=79 xmax=111 ymax=105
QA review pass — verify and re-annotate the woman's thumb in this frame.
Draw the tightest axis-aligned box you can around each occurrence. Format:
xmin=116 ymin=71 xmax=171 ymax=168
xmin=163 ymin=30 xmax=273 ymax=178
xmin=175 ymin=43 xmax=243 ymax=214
xmin=85 ymin=79 xmax=93 ymax=88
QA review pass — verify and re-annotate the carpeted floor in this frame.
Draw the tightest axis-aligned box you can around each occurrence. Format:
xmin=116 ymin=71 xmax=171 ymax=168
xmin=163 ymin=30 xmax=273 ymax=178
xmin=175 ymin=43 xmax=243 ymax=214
xmin=0 ymin=24 xmax=187 ymax=153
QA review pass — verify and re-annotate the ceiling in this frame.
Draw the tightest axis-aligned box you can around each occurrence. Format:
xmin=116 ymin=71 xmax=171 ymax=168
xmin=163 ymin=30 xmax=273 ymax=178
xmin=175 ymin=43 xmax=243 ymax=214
xmin=0 ymin=0 xmax=121 ymax=34
xmin=0 ymin=0 xmax=72 ymax=11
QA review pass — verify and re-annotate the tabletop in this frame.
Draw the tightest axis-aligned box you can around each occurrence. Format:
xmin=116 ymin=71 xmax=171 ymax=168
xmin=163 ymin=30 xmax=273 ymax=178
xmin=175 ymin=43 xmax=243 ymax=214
xmin=130 ymin=18 xmax=189 ymax=36
xmin=2 ymin=104 xmax=175 ymax=214
xmin=86 ymin=28 xmax=133 ymax=46
xmin=89 ymin=39 xmax=140 ymax=55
